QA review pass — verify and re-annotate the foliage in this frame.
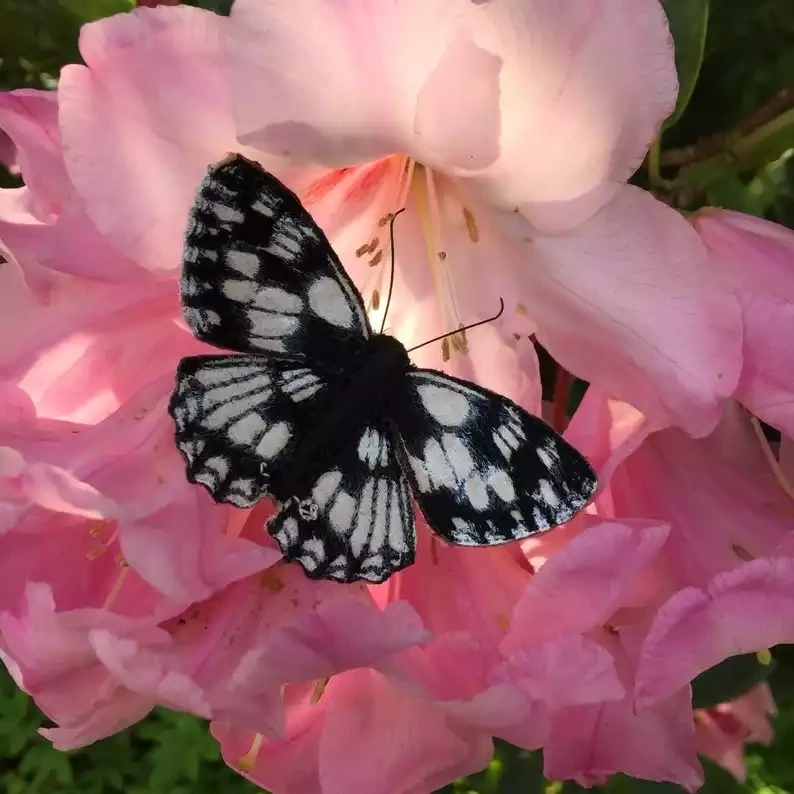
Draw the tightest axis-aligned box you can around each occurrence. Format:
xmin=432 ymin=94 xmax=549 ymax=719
xmin=1 ymin=0 xmax=794 ymax=792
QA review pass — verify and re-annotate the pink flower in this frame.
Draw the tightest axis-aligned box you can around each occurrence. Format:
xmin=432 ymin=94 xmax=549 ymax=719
xmin=694 ymin=208 xmax=794 ymax=437
xmin=221 ymin=0 xmax=741 ymax=433
xmin=695 ymin=684 xmax=776 ymax=782
xmin=504 ymin=387 xmax=794 ymax=789
xmin=560 ymin=391 xmax=794 ymax=717
xmin=0 ymin=3 xmax=757 ymax=792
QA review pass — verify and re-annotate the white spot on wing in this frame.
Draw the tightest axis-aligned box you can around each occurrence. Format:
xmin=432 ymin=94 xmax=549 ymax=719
xmin=213 ymin=204 xmax=244 ymax=223
xmin=329 ymin=490 xmax=356 ymax=535
xmin=256 ymin=421 xmax=291 ymax=460
xmin=255 ymin=287 xmax=303 ymax=314
xmin=488 ymin=469 xmax=516 ymax=503
xmin=417 ymin=384 xmax=470 ymax=426
xmin=313 ymin=470 xmax=343 ymax=508
xmin=227 ymin=249 xmax=260 ymax=277
xmin=308 ymin=276 xmax=353 ymax=329
xmin=228 ymin=412 xmax=268 ymax=445
xmin=537 ymin=479 xmax=561 ymax=509
xmin=248 ymin=310 xmax=299 ymax=338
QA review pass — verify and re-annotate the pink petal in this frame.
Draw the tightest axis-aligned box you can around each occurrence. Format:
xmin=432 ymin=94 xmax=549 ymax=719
xmin=383 ymin=632 xmax=536 ymax=743
xmin=229 ymin=0 xmax=676 ymax=232
xmin=503 ymin=519 xmax=669 ymax=652
xmin=213 ymin=686 xmax=326 ymax=794
xmin=119 ymin=491 xmax=278 ymax=603
xmin=498 ymin=187 xmax=741 ymax=435
xmin=0 ymin=90 xmax=66 ymax=207
xmin=320 ymin=670 xmax=494 ymax=794
xmin=496 ymin=634 xmax=624 ymax=710
xmin=544 ymin=689 xmax=703 ymax=791
xmin=214 ymin=671 xmax=494 ymax=794
xmin=385 ymin=529 xmax=531 ymax=667
xmin=635 ymin=557 xmax=794 ymax=708
xmin=564 ymin=385 xmax=659 ymax=483
xmin=413 ymin=34 xmax=501 ymax=171
xmin=58 ymin=6 xmax=240 ymax=269
xmin=254 ymin=598 xmax=429 ymax=685
xmin=40 ymin=685 xmax=154 ymax=750
xmin=228 ymin=0 xmax=444 ymax=164
xmin=0 ymin=91 xmax=145 ymax=285
xmin=607 ymin=402 xmax=793 ymax=587
xmin=695 ymin=209 xmax=794 ymax=436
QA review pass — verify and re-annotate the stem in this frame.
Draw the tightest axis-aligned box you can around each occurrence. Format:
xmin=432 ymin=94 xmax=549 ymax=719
xmin=661 ymin=83 xmax=794 ymax=168
xmin=646 ymin=137 xmax=672 ymax=190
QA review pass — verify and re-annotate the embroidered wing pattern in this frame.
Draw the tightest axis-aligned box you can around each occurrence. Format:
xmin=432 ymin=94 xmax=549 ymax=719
xmin=170 ymin=154 xmax=597 ymax=583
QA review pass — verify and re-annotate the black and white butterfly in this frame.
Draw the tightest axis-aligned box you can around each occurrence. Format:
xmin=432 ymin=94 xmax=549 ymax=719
xmin=169 ymin=154 xmax=597 ymax=584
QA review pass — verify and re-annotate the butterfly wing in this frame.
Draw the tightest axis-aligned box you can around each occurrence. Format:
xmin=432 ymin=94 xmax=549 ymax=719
xmin=268 ymin=421 xmax=416 ymax=583
xmin=394 ymin=370 xmax=597 ymax=545
xmin=169 ymin=354 xmax=332 ymax=508
xmin=181 ymin=153 xmax=371 ymax=368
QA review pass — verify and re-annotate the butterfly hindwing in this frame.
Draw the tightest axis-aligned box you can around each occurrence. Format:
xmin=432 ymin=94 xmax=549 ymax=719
xmin=181 ymin=154 xmax=371 ymax=368
xmin=268 ymin=421 xmax=416 ymax=583
xmin=394 ymin=370 xmax=597 ymax=545
xmin=169 ymin=354 xmax=332 ymax=507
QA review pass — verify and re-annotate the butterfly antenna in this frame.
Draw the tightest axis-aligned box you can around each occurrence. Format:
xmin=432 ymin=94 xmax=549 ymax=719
xmin=406 ymin=299 xmax=506 ymax=353
xmin=379 ymin=207 xmax=406 ymax=334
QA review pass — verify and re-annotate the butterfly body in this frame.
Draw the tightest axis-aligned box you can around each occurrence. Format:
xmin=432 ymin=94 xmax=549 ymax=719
xmin=269 ymin=333 xmax=412 ymax=504
xmin=170 ymin=154 xmax=598 ymax=584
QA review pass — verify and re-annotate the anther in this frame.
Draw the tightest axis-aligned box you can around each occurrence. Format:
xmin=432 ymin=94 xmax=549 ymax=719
xmin=463 ymin=207 xmax=479 ymax=243
xmin=355 ymin=242 xmax=370 ymax=257
xmin=494 ymin=614 xmax=510 ymax=632
xmin=368 ymin=250 xmax=383 ymax=268
xmin=372 ymin=289 xmax=380 ymax=310
xmin=86 ymin=545 xmax=109 ymax=560
xmin=367 ymin=238 xmax=380 ymax=253
xmin=441 ymin=338 xmax=451 ymax=362
xmin=437 ymin=251 xmax=447 ymax=261
xmin=311 ymin=677 xmax=329 ymax=705
xmin=731 ymin=543 xmax=755 ymax=561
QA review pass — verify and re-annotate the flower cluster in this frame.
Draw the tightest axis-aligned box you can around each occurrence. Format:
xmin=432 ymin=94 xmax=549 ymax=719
xmin=1 ymin=2 xmax=793 ymax=792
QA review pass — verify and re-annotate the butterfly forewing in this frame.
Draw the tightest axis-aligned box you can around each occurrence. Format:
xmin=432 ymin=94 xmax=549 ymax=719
xmin=268 ymin=421 xmax=416 ymax=583
xmin=169 ymin=354 xmax=333 ymax=507
xmin=394 ymin=370 xmax=597 ymax=545
xmin=181 ymin=154 xmax=371 ymax=368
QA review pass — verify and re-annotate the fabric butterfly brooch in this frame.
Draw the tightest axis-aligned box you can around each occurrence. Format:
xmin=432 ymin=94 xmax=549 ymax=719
xmin=169 ymin=154 xmax=597 ymax=584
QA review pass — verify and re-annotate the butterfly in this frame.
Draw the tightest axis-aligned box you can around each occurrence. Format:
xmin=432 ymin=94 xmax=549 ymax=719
xmin=169 ymin=154 xmax=597 ymax=584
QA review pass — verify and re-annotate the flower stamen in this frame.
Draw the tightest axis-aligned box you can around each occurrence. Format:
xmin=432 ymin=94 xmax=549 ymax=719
xmin=102 ymin=566 xmax=128 ymax=610
xmin=412 ymin=166 xmax=468 ymax=358
xmin=238 ymin=733 xmax=265 ymax=772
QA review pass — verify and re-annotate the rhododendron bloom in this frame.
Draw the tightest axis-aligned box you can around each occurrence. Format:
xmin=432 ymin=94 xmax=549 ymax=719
xmin=0 ymin=2 xmax=766 ymax=793
xmin=222 ymin=0 xmax=741 ymax=436
xmin=518 ymin=387 xmax=794 ymax=788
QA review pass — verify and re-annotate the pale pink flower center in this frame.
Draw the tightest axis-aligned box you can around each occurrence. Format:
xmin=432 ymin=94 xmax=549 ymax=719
xmin=306 ymin=155 xmax=482 ymax=361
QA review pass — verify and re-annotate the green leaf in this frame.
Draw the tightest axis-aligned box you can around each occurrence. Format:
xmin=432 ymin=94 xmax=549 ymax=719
xmin=57 ymin=0 xmax=134 ymax=22
xmin=691 ymin=652 xmax=777 ymax=709
xmin=661 ymin=0 xmax=710 ymax=129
